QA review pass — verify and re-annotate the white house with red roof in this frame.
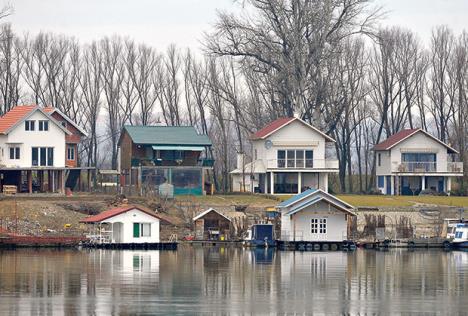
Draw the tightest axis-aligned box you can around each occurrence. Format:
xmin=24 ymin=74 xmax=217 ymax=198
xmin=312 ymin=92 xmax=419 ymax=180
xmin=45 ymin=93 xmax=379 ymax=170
xmin=80 ymin=205 xmax=164 ymax=244
xmin=0 ymin=105 xmax=88 ymax=193
xmin=231 ymin=117 xmax=338 ymax=194
xmin=374 ymin=128 xmax=463 ymax=195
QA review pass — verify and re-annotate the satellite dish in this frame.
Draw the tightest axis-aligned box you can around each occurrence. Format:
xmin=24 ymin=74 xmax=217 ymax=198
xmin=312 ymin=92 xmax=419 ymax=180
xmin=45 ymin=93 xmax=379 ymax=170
xmin=264 ymin=140 xmax=273 ymax=149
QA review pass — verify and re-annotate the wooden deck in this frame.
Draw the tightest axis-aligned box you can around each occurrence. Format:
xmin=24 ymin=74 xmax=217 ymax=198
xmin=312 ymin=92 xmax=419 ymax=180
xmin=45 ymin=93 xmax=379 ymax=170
xmin=82 ymin=242 xmax=178 ymax=250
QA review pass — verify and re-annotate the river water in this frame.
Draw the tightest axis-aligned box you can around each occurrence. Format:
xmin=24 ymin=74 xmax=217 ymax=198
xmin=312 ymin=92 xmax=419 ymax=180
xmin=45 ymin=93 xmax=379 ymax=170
xmin=0 ymin=247 xmax=467 ymax=315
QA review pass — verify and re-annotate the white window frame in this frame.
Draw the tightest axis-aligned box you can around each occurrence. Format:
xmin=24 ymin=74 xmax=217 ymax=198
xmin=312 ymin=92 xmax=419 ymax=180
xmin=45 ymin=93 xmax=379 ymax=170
xmin=140 ymin=223 xmax=151 ymax=237
xmin=311 ymin=218 xmax=327 ymax=234
xmin=9 ymin=146 xmax=20 ymax=160
xmin=38 ymin=120 xmax=49 ymax=131
xmin=25 ymin=120 xmax=35 ymax=131
xmin=67 ymin=146 xmax=75 ymax=160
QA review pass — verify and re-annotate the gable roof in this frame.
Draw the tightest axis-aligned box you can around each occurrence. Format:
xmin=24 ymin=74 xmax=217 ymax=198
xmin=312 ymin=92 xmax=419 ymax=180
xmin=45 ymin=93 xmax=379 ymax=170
xmin=250 ymin=117 xmax=335 ymax=142
xmin=120 ymin=125 xmax=212 ymax=146
xmin=0 ymin=105 xmax=71 ymax=135
xmin=277 ymin=188 xmax=355 ymax=216
xmin=80 ymin=205 xmax=166 ymax=223
xmin=43 ymin=107 xmax=88 ymax=137
xmin=277 ymin=188 xmax=318 ymax=207
xmin=193 ymin=208 xmax=231 ymax=222
xmin=374 ymin=128 xmax=458 ymax=154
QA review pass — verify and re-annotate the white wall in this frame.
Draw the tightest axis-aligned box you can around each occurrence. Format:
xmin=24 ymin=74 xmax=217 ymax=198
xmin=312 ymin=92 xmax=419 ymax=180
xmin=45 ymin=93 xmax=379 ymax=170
xmin=0 ymin=111 xmax=66 ymax=168
xmin=252 ymin=120 xmax=329 ymax=169
xmin=104 ymin=208 xmax=160 ymax=243
xmin=281 ymin=200 xmax=348 ymax=242
xmin=376 ymin=150 xmax=391 ymax=175
xmin=231 ymin=173 xmax=259 ymax=192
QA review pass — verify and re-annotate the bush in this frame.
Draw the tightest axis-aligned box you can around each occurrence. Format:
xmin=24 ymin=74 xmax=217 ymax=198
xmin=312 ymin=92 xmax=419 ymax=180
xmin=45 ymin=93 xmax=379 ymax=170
xmin=449 ymin=188 xmax=468 ymax=196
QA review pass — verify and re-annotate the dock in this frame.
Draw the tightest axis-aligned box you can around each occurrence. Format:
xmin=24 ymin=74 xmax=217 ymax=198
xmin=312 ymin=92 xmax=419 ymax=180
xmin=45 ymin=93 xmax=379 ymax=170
xmin=357 ymin=238 xmax=451 ymax=249
xmin=82 ymin=242 xmax=178 ymax=250
xmin=277 ymin=240 xmax=356 ymax=251
xmin=0 ymin=235 xmax=85 ymax=248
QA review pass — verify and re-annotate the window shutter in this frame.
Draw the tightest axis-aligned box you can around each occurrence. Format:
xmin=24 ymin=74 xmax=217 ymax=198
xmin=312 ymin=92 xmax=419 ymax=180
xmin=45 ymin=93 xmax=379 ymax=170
xmin=133 ymin=223 xmax=140 ymax=238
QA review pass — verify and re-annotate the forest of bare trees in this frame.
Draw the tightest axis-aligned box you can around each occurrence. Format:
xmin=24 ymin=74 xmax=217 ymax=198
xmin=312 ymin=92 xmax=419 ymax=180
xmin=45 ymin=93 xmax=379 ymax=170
xmin=0 ymin=0 xmax=466 ymax=194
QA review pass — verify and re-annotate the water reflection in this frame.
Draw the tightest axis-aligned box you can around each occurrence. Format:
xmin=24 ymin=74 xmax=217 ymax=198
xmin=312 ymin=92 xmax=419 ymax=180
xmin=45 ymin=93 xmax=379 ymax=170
xmin=0 ymin=248 xmax=466 ymax=314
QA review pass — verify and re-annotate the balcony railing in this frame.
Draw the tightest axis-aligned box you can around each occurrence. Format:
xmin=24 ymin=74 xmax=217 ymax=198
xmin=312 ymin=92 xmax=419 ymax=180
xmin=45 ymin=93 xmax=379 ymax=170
xmin=131 ymin=158 xmax=214 ymax=168
xmin=398 ymin=162 xmax=437 ymax=172
xmin=397 ymin=161 xmax=463 ymax=173
xmin=267 ymin=159 xmax=338 ymax=170
xmin=448 ymin=162 xmax=464 ymax=173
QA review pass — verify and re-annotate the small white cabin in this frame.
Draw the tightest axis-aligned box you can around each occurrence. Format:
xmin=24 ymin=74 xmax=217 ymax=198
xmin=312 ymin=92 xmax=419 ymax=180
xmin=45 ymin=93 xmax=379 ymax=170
xmin=81 ymin=205 xmax=164 ymax=244
xmin=277 ymin=188 xmax=355 ymax=242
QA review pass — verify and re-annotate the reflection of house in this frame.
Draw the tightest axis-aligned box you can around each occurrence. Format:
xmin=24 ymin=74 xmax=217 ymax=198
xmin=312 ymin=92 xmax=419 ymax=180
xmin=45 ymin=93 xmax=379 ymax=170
xmin=0 ymin=105 xmax=89 ymax=193
xmin=80 ymin=205 xmax=163 ymax=243
xmin=374 ymin=129 xmax=463 ymax=195
xmin=193 ymin=208 xmax=232 ymax=240
xmin=231 ymin=117 xmax=338 ymax=194
xmin=278 ymin=188 xmax=355 ymax=242
xmin=118 ymin=125 xmax=213 ymax=196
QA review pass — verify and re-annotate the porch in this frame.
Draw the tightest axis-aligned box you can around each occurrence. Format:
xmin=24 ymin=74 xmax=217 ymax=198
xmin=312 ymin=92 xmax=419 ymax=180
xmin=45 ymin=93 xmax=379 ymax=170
xmin=385 ymin=175 xmax=453 ymax=195
xmin=262 ymin=171 xmax=328 ymax=194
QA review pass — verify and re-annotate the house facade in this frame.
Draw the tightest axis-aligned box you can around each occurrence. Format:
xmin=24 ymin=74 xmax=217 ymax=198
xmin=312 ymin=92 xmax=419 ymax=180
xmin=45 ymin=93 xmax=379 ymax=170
xmin=278 ymin=188 xmax=356 ymax=242
xmin=80 ymin=205 xmax=163 ymax=243
xmin=374 ymin=129 xmax=463 ymax=195
xmin=118 ymin=125 xmax=213 ymax=196
xmin=0 ymin=105 xmax=88 ymax=193
xmin=231 ymin=117 xmax=338 ymax=194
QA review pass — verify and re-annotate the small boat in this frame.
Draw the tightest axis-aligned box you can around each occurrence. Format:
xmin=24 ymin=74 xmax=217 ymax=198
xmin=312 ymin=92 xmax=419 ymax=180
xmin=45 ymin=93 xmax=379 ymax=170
xmin=243 ymin=224 xmax=276 ymax=247
xmin=451 ymin=223 xmax=468 ymax=248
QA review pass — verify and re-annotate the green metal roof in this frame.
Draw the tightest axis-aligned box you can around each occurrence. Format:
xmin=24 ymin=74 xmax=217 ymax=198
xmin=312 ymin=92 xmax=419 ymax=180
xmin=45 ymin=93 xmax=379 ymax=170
xmin=122 ymin=125 xmax=212 ymax=146
xmin=152 ymin=145 xmax=205 ymax=151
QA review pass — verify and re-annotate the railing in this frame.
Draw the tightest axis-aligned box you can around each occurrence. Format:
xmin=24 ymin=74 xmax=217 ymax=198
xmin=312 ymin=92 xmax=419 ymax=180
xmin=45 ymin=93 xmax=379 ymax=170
xmin=267 ymin=159 xmax=338 ymax=169
xmin=398 ymin=162 xmax=437 ymax=172
xmin=131 ymin=158 xmax=214 ymax=167
xmin=397 ymin=161 xmax=463 ymax=173
xmin=448 ymin=162 xmax=464 ymax=173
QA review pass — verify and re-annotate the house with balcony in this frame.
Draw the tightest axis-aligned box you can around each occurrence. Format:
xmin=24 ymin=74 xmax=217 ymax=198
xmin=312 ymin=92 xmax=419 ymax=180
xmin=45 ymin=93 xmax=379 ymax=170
xmin=230 ymin=117 xmax=338 ymax=194
xmin=374 ymin=128 xmax=463 ymax=195
xmin=0 ymin=105 xmax=89 ymax=193
xmin=118 ymin=125 xmax=213 ymax=196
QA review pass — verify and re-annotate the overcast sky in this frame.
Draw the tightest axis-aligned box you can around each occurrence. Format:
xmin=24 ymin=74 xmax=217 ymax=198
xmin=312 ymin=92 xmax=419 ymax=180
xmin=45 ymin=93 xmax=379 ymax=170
xmin=2 ymin=0 xmax=468 ymax=50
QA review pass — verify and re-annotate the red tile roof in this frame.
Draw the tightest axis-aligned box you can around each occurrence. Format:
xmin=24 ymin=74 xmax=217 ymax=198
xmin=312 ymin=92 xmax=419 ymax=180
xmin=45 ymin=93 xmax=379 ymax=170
xmin=374 ymin=129 xmax=420 ymax=150
xmin=250 ymin=117 xmax=295 ymax=140
xmin=0 ymin=105 xmax=38 ymax=133
xmin=80 ymin=205 xmax=166 ymax=223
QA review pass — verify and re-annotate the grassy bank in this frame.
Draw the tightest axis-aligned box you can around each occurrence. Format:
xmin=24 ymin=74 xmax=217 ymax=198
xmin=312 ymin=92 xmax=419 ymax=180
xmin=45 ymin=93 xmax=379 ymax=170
xmin=177 ymin=193 xmax=468 ymax=208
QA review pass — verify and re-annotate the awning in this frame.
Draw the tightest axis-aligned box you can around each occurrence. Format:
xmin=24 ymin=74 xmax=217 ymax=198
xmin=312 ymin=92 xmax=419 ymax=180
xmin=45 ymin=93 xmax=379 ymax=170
xmin=152 ymin=145 xmax=205 ymax=151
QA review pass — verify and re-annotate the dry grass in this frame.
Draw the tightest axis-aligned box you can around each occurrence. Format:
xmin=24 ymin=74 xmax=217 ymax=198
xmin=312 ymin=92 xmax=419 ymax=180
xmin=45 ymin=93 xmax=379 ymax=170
xmin=179 ymin=193 xmax=468 ymax=208
xmin=336 ymin=195 xmax=468 ymax=207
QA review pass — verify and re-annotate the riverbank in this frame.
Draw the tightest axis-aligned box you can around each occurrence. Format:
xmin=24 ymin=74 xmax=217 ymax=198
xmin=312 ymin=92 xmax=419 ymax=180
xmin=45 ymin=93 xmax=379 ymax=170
xmin=0 ymin=193 xmax=466 ymax=242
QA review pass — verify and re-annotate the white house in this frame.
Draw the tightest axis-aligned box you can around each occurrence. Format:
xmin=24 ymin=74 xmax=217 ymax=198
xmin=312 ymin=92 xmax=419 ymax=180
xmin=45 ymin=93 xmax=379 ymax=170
xmin=230 ymin=117 xmax=338 ymax=194
xmin=277 ymin=188 xmax=355 ymax=242
xmin=0 ymin=105 xmax=89 ymax=193
xmin=374 ymin=128 xmax=463 ymax=195
xmin=80 ymin=205 xmax=164 ymax=244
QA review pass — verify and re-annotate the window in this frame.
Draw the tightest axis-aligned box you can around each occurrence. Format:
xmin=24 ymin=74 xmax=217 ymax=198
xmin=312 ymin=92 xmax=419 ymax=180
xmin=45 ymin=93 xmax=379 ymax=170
xmin=67 ymin=146 xmax=75 ymax=160
xmin=32 ymin=147 xmax=54 ymax=166
xmin=378 ymin=176 xmax=385 ymax=188
xmin=311 ymin=218 xmax=327 ymax=234
xmin=9 ymin=147 xmax=20 ymax=160
xmin=277 ymin=149 xmax=314 ymax=168
xmin=277 ymin=150 xmax=286 ymax=168
xmin=133 ymin=222 xmax=151 ymax=238
xmin=254 ymin=149 xmax=257 ymax=160
xmin=378 ymin=153 xmax=381 ymax=166
xmin=25 ymin=120 xmax=35 ymax=131
xmin=38 ymin=120 xmax=49 ymax=131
